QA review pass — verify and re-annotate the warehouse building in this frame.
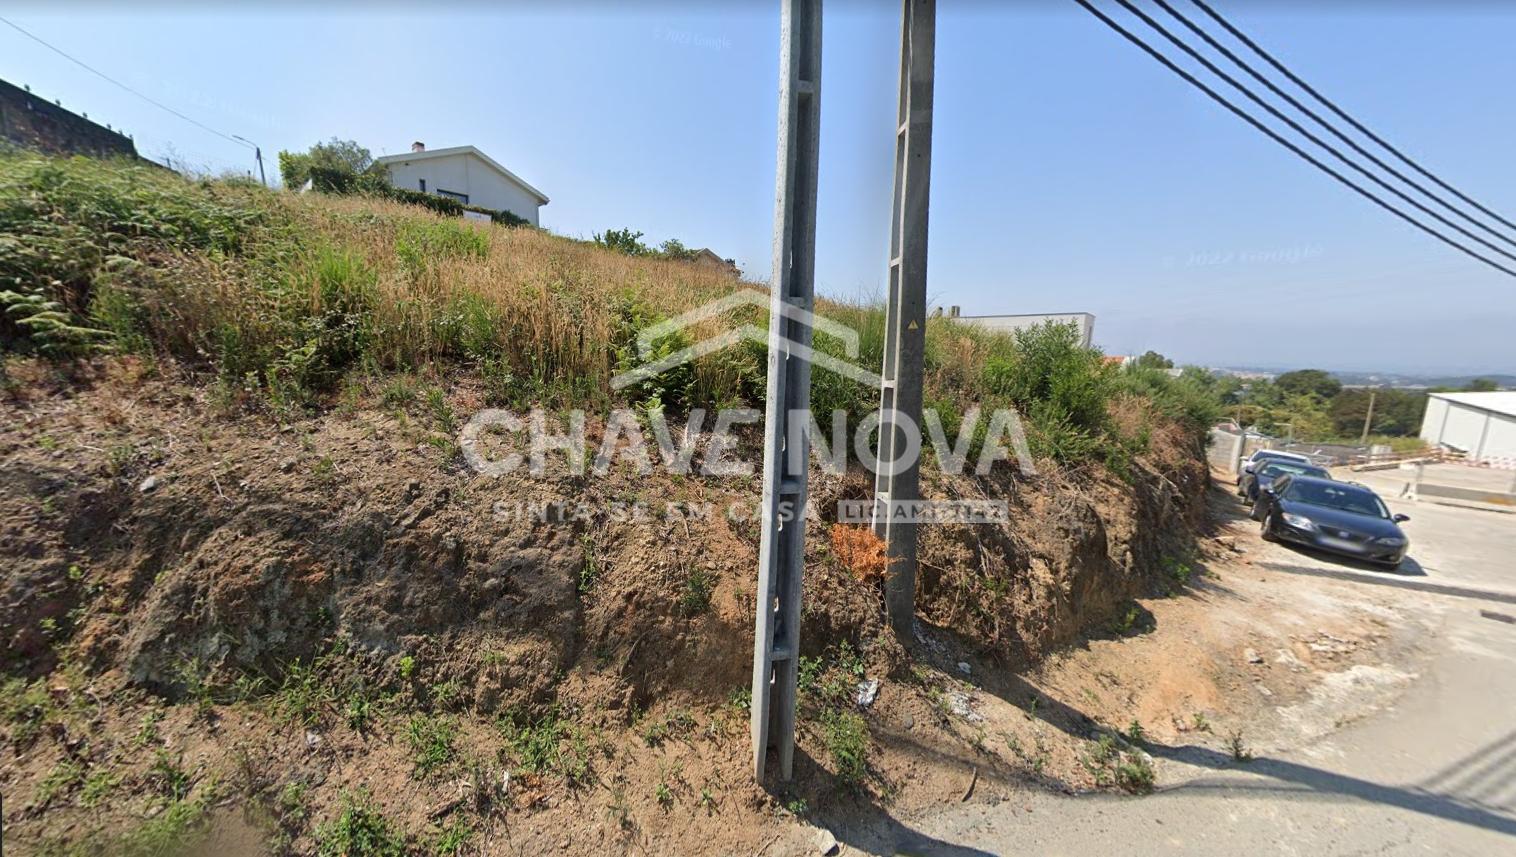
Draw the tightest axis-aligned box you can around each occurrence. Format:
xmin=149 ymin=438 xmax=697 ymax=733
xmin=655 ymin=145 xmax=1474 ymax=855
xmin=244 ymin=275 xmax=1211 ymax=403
xmin=1420 ymin=391 xmax=1516 ymax=466
xmin=941 ymin=307 xmax=1095 ymax=347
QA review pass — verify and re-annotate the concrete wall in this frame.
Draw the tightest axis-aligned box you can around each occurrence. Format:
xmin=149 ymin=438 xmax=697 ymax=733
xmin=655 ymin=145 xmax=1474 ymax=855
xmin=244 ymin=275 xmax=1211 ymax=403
xmin=951 ymin=312 xmax=1094 ymax=347
xmin=0 ymin=78 xmax=137 ymax=158
xmin=384 ymin=152 xmax=542 ymax=225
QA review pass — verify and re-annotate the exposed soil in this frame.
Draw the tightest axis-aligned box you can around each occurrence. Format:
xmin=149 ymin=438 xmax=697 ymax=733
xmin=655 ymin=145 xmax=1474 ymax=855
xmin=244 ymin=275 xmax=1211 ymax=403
xmin=0 ymin=358 xmax=1385 ymax=857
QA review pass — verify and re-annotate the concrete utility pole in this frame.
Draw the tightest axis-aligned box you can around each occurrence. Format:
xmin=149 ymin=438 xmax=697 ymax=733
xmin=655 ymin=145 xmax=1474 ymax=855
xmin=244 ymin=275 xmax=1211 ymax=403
xmin=751 ymin=0 xmax=822 ymax=783
xmin=1360 ymin=389 xmax=1378 ymax=445
xmin=232 ymin=135 xmax=267 ymax=187
xmin=873 ymin=0 xmax=937 ymax=640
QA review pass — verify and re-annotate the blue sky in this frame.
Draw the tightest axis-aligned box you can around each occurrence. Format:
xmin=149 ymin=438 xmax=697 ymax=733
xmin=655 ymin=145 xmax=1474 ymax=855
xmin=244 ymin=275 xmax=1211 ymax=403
xmin=4 ymin=2 xmax=1514 ymax=374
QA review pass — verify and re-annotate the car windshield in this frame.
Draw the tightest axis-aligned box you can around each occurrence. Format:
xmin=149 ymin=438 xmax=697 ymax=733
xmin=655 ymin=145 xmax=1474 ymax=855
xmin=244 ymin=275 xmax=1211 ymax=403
xmin=1259 ymin=462 xmax=1326 ymax=479
xmin=1285 ymin=481 xmax=1389 ymax=518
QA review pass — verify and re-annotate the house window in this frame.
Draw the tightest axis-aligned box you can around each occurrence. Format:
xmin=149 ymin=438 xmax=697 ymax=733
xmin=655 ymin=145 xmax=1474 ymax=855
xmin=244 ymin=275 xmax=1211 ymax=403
xmin=418 ymin=178 xmax=426 ymax=192
xmin=436 ymin=189 xmax=469 ymax=204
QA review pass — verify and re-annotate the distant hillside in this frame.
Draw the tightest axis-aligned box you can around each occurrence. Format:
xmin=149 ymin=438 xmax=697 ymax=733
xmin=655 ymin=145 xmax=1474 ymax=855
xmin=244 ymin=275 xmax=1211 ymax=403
xmin=1214 ymin=367 xmax=1513 ymax=390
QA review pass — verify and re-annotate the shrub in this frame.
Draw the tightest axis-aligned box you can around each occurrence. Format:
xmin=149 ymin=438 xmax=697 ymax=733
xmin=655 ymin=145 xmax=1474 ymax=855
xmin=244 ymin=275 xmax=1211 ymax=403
xmin=593 ymin=227 xmax=651 ymax=256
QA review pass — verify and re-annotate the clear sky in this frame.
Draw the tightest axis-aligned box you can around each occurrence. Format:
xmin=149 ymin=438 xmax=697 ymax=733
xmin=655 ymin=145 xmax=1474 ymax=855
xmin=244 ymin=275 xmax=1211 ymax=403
xmin=4 ymin=1 xmax=1514 ymax=374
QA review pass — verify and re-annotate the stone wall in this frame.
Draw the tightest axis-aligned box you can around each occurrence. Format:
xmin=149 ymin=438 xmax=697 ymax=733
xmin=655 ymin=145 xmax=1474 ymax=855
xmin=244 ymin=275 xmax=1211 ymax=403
xmin=0 ymin=78 xmax=138 ymax=158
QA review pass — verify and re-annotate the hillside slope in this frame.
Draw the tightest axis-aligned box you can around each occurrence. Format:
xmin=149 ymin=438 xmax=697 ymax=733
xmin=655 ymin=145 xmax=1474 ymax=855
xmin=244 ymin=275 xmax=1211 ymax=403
xmin=1 ymin=154 xmax=1216 ymax=855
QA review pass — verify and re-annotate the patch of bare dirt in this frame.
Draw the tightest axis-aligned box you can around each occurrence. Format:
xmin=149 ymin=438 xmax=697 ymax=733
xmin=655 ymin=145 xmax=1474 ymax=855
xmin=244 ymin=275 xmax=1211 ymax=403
xmin=2 ymin=358 xmax=1234 ymax=855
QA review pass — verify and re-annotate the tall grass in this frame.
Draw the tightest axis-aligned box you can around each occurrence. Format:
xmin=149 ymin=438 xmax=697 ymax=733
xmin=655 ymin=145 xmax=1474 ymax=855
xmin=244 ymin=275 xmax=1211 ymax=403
xmin=0 ymin=152 xmax=1209 ymax=467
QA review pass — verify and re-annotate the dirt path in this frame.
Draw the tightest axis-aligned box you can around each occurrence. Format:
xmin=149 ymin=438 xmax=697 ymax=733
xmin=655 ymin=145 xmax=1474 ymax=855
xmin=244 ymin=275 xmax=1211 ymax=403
xmin=820 ymin=471 xmax=1516 ymax=856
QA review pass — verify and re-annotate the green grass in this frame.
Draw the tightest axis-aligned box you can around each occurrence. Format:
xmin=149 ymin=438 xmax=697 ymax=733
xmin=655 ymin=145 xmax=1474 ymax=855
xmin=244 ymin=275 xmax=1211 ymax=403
xmin=498 ymin=706 xmax=591 ymax=785
xmin=0 ymin=151 xmax=1217 ymax=472
xmin=405 ymin=714 xmax=458 ymax=777
xmin=314 ymin=792 xmax=406 ymax=857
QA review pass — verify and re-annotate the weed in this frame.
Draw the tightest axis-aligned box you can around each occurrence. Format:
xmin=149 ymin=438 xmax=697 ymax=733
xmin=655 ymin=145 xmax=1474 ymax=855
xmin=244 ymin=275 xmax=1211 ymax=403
xmin=343 ymin=690 xmax=374 ymax=732
xmin=79 ymin=768 xmax=121 ymax=808
xmin=120 ymin=791 xmax=212 ymax=857
xmin=425 ymin=387 xmax=455 ymax=433
xmin=605 ymin=786 xmax=632 ymax=830
xmin=1125 ymin=720 xmax=1147 ymax=745
xmin=499 ymin=706 xmax=591 ymax=785
xmin=1114 ymin=754 xmax=1156 ymax=794
xmin=133 ymin=709 xmax=164 ymax=747
xmin=36 ymin=758 xmax=85 ymax=805
xmin=273 ymin=660 xmax=332 ymax=727
xmin=698 ymin=787 xmax=717 ymax=813
xmin=405 ymin=714 xmax=458 ymax=777
xmin=1108 ymin=601 xmax=1151 ymax=636
xmin=397 ymin=655 xmax=416 ymax=679
xmin=678 ymin=567 xmax=713 ymax=616
xmin=783 ymin=796 xmax=809 ymax=816
xmin=314 ymin=791 xmax=406 ymax=857
xmin=147 ymin=749 xmax=192 ymax=800
xmin=381 ymin=376 xmax=417 ymax=408
xmin=1005 ymin=732 xmax=1050 ymax=775
xmin=431 ymin=818 xmax=474 ymax=857
xmin=1227 ymin=729 xmax=1255 ymax=762
xmin=1191 ymin=712 xmax=1212 ymax=733
xmin=1082 ymin=733 xmax=1156 ymax=794
xmin=1162 ymin=555 xmax=1195 ymax=590
xmin=1 ymin=677 xmax=53 ymax=745
xmin=578 ymin=534 xmax=601 ymax=594
xmin=654 ymin=780 xmax=673 ymax=809
xmin=820 ymin=710 xmax=869 ymax=788
xmin=728 ymin=686 xmax=752 ymax=713
xmin=311 ymin=455 xmax=336 ymax=482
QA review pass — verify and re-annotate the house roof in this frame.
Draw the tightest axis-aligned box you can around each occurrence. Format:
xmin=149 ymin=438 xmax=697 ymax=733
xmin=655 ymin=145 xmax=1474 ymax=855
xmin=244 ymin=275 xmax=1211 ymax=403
xmin=374 ymin=145 xmax=549 ymax=205
xmin=1430 ymin=391 xmax=1516 ymax=418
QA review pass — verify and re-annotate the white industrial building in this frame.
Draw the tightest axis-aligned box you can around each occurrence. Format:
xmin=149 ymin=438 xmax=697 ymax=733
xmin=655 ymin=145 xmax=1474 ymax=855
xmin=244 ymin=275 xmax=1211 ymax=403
xmin=375 ymin=142 xmax=548 ymax=226
xmin=942 ymin=307 xmax=1095 ymax=347
xmin=1420 ymin=391 xmax=1516 ymax=466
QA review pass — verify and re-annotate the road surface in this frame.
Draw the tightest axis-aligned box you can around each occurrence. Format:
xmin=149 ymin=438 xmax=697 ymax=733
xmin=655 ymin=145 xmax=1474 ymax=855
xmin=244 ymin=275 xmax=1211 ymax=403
xmin=878 ymin=470 xmax=1516 ymax=856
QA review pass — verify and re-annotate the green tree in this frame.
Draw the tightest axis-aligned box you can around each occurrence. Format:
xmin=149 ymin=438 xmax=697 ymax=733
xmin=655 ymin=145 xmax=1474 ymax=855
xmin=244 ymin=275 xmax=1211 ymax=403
xmin=592 ymin=228 xmax=651 ymax=256
xmin=277 ymin=138 xmax=379 ymax=189
xmin=1133 ymin=350 xmax=1174 ymax=370
xmin=1275 ymin=369 xmax=1342 ymax=400
xmin=1463 ymin=377 xmax=1499 ymax=392
xmin=656 ymin=238 xmax=700 ymax=262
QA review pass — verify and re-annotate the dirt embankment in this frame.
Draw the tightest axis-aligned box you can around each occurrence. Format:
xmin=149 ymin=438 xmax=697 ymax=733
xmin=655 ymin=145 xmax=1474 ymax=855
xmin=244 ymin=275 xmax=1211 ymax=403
xmin=1 ymin=360 xmax=1210 ymax=855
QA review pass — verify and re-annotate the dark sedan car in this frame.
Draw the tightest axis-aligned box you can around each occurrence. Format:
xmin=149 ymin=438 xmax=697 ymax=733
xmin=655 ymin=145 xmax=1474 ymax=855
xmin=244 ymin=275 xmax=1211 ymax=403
xmin=1255 ymin=474 xmax=1410 ymax=569
xmin=1243 ymin=460 xmax=1330 ymax=506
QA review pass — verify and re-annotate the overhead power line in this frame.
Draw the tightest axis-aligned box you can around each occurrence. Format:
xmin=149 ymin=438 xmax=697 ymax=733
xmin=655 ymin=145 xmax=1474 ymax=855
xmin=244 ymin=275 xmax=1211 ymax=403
xmin=0 ymin=15 xmax=251 ymax=149
xmin=1154 ymin=0 xmax=1516 ymax=251
xmin=1071 ymin=0 xmax=1516 ymax=279
xmin=1109 ymin=0 xmax=1516 ymax=267
xmin=1188 ymin=0 xmax=1516 ymax=236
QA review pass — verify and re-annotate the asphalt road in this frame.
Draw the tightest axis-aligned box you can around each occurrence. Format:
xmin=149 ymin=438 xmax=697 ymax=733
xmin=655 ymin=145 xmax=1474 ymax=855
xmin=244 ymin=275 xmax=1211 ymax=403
xmin=885 ymin=474 xmax=1516 ymax=856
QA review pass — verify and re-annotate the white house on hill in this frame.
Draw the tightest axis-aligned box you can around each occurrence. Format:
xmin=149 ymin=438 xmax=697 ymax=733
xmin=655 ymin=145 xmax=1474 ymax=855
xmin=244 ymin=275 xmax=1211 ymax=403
xmin=375 ymin=142 xmax=549 ymax=226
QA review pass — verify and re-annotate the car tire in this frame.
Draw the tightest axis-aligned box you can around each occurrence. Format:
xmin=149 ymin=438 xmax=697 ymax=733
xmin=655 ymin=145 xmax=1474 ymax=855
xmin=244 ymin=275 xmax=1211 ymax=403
xmin=1260 ymin=511 xmax=1277 ymax=542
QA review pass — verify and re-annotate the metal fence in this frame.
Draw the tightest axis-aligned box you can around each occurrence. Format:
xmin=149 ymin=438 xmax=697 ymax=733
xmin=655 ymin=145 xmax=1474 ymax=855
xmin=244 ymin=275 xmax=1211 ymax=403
xmin=1205 ymin=429 xmax=1378 ymax=473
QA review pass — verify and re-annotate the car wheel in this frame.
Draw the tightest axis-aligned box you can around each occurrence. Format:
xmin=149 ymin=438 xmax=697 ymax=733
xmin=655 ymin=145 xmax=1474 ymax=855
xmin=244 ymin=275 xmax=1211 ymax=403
xmin=1260 ymin=511 xmax=1277 ymax=541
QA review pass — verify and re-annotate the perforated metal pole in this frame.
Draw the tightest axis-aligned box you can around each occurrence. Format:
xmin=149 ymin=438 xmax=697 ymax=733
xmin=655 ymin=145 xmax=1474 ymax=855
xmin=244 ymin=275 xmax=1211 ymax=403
xmin=752 ymin=0 xmax=822 ymax=783
xmin=874 ymin=0 xmax=936 ymax=640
